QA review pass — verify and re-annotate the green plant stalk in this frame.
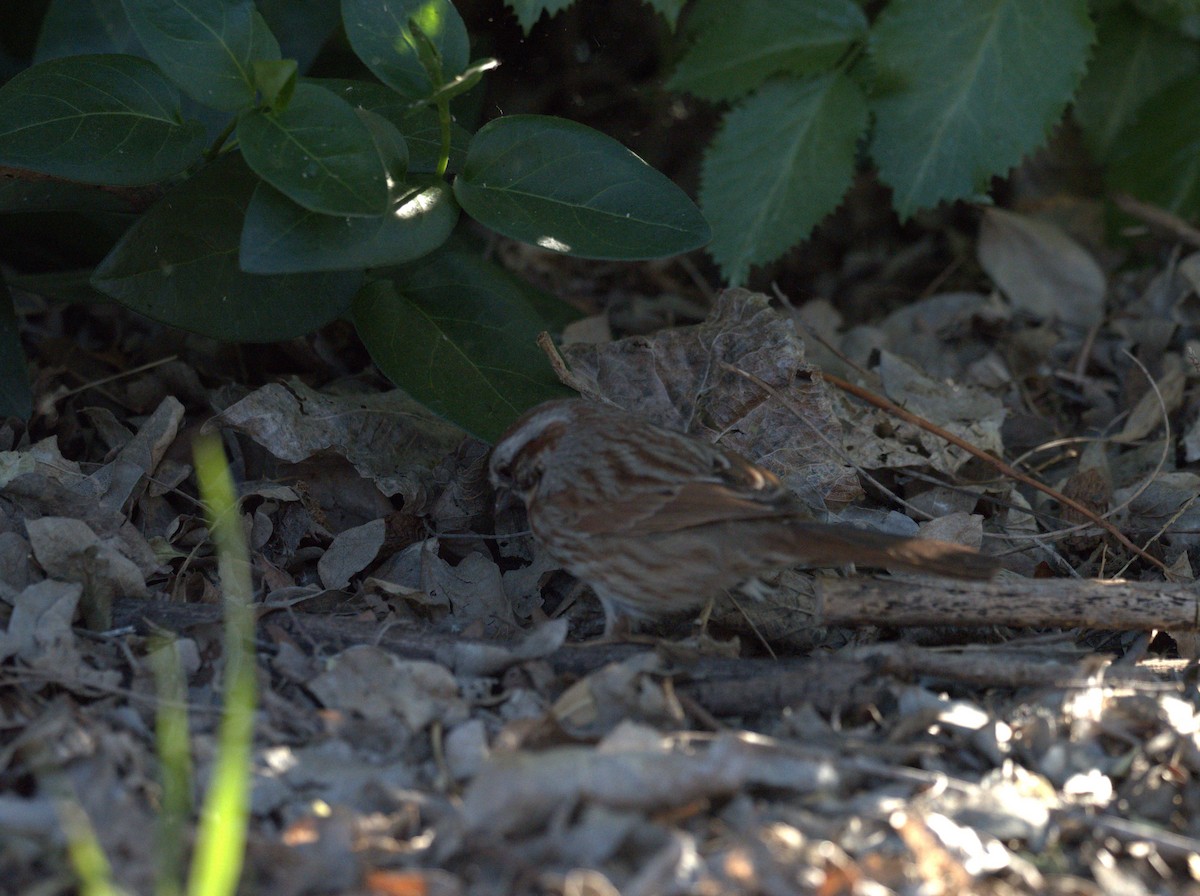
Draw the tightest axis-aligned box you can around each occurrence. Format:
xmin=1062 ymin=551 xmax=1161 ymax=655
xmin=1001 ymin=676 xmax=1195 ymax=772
xmin=149 ymin=637 xmax=194 ymax=896
xmin=408 ymin=17 xmax=451 ymax=177
xmin=187 ymin=432 xmax=257 ymax=896
xmin=204 ymin=118 xmax=239 ymax=162
xmin=57 ymin=796 xmax=127 ymax=896
xmin=435 ymin=97 xmax=452 ymax=178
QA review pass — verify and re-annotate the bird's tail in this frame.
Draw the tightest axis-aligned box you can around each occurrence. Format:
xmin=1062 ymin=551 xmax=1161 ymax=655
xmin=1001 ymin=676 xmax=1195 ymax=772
xmin=770 ymin=520 xmax=999 ymax=580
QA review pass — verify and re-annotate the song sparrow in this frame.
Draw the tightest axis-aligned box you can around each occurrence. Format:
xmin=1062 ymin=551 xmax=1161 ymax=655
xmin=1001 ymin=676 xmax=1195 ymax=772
xmin=489 ymin=399 xmax=998 ymax=635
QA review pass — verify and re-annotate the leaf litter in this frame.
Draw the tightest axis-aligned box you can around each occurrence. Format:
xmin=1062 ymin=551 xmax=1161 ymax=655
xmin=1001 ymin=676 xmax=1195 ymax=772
xmin=6 ymin=206 xmax=1200 ymax=893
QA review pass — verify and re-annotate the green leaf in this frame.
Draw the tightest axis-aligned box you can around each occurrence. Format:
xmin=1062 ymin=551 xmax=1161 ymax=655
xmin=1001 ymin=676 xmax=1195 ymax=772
xmin=645 ymin=0 xmax=685 ymax=29
xmin=237 ymin=82 xmax=389 ymax=216
xmin=121 ymin=0 xmax=280 ymax=111
xmin=253 ymin=58 xmax=298 ymax=110
xmin=358 ymin=109 xmax=410 ymax=181
xmin=308 ymin=79 xmax=471 ymax=174
xmin=668 ymin=0 xmax=867 ymax=102
xmin=341 ymin=0 xmax=468 ymax=99
xmin=1131 ymin=0 xmax=1200 ymax=38
xmin=91 ymin=153 xmax=361 ymax=341
xmin=870 ymin=0 xmax=1094 ymax=217
xmin=0 ymin=276 xmax=32 ymax=420
xmin=508 ymin=1 xmax=577 ymax=33
xmin=454 ymin=114 xmax=710 ymax=259
xmin=425 ymin=57 xmax=501 ymax=106
xmin=0 ymin=55 xmax=206 ymax=186
xmin=1107 ymin=74 xmax=1200 ymax=219
xmin=700 ymin=74 xmax=867 ymax=285
xmin=34 ymin=0 xmax=141 ymax=61
xmin=1073 ymin=5 xmax=1198 ymax=163
xmin=256 ymin=0 xmax=342 ymax=72
xmin=240 ymin=177 xmax=458 ymax=273
xmin=352 ymin=242 xmax=574 ymax=441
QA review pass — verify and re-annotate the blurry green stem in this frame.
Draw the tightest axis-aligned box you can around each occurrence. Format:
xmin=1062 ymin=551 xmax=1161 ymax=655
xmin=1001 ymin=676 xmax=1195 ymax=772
xmin=435 ymin=98 xmax=451 ymax=178
xmin=188 ymin=432 xmax=256 ymax=896
xmin=204 ymin=118 xmax=238 ymax=161
xmin=150 ymin=637 xmax=193 ymax=896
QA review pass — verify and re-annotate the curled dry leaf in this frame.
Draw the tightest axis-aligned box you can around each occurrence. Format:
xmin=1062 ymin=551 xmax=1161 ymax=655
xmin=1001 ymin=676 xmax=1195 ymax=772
xmin=307 ymin=646 xmax=467 ymax=731
xmin=215 ymin=379 xmax=464 ymax=505
xmin=978 ymin=207 xmax=1106 ymax=328
xmin=559 ymin=287 xmax=862 ymax=504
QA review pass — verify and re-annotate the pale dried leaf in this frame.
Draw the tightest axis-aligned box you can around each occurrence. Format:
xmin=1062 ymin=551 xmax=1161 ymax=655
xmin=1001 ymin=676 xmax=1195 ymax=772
xmin=0 ymin=580 xmax=121 ymax=691
xmin=215 ymin=379 xmax=463 ymax=503
xmin=0 ymin=531 xmax=32 ymax=597
xmin=978 ymin=208 xmax=1106 ymax=327
xmin=26 ymin=516 xmax=149 ymax=628
xmin=317 ymin=518 xmax=386 ymax=589
xmin=918 ymin=512 xmax=985 ymax=549
xmin=0 ymin=436 xmax=84 ymax=489
xmin=423 ymin=550 xmax=514 ymax=632
xmin=1116 ymin=353 xmax=1184 ymax=443
xmin=308 ymin=646 xmax=467 ymax=730
xmin=89 ymin=395 xmax=184 ymax=516
xmin=845 ymin=352 xmax=1005 ymax=473
xmin=561 ymin=288 xmax=861 ymax=504
xmin=0 ymin=579 xmax=81 ymax=664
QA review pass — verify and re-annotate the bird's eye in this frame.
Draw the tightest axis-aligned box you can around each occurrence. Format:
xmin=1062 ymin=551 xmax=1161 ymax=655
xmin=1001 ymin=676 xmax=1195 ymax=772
xmin=514 ymin=463 xmax=540 ymax=492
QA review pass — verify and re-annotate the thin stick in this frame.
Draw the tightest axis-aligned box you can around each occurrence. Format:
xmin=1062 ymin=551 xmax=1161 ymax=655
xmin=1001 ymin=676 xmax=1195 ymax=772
xmin=822 ymin=371 xmax=1169 ymax=574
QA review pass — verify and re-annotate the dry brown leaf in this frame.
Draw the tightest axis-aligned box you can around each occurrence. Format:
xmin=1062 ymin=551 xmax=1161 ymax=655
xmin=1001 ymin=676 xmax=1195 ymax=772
xmin=215 ymin=379 xmax=464 ymax=504
xmin=560 ymin=287 xmax=861 ymax=504
xmin=978 ymin=207 xmax=1106 ymax=327
xmin=318 ymin=518 xmax=386 ymax=589
xmin=308 ymin=646 xmax=467 ymax=730
xmin=26 ymin=516 xmax=149 ymax=627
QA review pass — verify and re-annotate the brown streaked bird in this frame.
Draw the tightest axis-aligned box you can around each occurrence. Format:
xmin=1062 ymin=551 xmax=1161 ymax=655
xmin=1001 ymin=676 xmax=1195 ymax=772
xmin=489 ymin=399 xmax=998 ymax=636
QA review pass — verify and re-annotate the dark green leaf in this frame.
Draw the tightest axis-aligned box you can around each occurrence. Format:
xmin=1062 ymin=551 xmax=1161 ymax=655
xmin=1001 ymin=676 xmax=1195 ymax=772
xmin=645 ymin=0 xmax=685 ymax=28
xmin=508 ymin=1 xmax=576 ymax=33
xmin=0 ymin=276 xmax=32 ymax=420
xmin=1130 ymin=0 xmax=1200 ymax=38
xmin=308 ymin=78 xmax=471 ymax=173
xmin=1073 ymin=5 xmax=1198 ymax=162
xmin=341 ymin=0 xmax=468 ymax=99
xmin=240 ymin=177 xmax=458 ymax=273
xmin=256 ymin=0 xmax=342 ymax=72
xmin=34 ymin=0 xmax=142 ymax=61
xmin=668 ymin=0 xmax=866 ymax=102
xmin=0 ymin=55 xmax=206 ymax=186
xmin=870 ymin=0 xmax=1094 ymax=217
xmin=454 ymin=115 xmax=710 ymax=259
xmin=358 ymin=109 xmax=409 ymax=181
xmin=407 ymin=16 xmax=445 ymax=84
xmin=237 ymin=82 xmax=389 ymax=216
xmin=91 ymin=153 xmax=360 ymax=341
xmin=121 ymin=0 xmax=280 ymax=111
xmin=701 ymin=74 xmax=867 ymax=285
xmin=353 ymin=243 xmax=574 ymax=440
xmin=1107 ymin=74 xmax=1200 ymax=219
xmin=425 ymin=58 xmax=500 ymax=106
xmin=254 ymin=58 xmax=298 ymax=110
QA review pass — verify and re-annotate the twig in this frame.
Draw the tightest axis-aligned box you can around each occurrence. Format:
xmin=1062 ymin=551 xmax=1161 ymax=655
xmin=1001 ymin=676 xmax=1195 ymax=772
xmin=1113 ymin=192 xmax=1200 ymax=249
xmin=822 ymin=371 xmax=1170 ymax=574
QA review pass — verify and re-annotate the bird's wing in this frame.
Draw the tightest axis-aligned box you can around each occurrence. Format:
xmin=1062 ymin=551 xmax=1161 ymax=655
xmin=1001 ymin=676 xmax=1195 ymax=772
xmin=571 ymin=445 xmax=799 ymax=536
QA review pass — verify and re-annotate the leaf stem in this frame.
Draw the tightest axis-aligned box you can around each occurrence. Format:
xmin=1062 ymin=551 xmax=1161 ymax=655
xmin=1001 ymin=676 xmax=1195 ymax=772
xmin=204 ymin=117 xmax=239 ymax=161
